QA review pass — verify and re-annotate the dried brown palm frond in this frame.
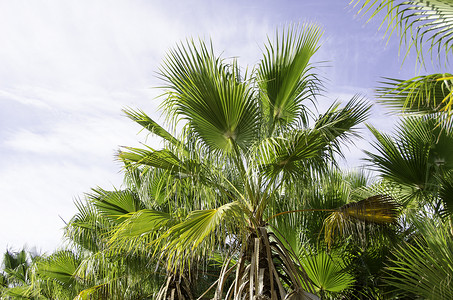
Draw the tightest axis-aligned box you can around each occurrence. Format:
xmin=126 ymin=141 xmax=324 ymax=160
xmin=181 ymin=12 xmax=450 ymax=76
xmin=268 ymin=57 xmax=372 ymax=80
xmin=337 ymin=195 xmax=400 ymax=224
xmin=323 ymin=195 xmax=400 ymax=248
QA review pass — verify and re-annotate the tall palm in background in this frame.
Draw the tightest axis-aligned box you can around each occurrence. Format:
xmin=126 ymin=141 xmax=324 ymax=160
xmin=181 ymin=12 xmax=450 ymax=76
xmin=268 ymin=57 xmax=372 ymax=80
xmin=110 ymin=24 xmax=399 ymax=299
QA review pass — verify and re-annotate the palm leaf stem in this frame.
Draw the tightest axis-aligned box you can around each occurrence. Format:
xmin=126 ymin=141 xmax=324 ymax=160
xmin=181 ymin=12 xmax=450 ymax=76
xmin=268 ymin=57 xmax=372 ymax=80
xmin=230 ymin=139 xmax=256 ymax=210
xmin=266 ymin=209 xmax=336 ymax=222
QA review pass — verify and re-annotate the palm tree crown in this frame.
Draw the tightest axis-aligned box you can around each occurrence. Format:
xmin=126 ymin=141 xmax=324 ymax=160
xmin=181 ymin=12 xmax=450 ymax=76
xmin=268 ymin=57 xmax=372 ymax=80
xmin=109 ymin=24 xmax=397 ymax=299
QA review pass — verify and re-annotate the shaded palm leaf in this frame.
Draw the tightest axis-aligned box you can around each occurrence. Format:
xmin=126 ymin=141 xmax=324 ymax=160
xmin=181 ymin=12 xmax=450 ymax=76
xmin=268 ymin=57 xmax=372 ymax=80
xmin=299 ymin=250 xmax=355 ymax=294
xmin=365 ymin=116 xmax=453 ymax=208
xmin=438 ymin=171 xmax=453 ymax=216
xmin=365 ymin=120 xmax=433 ymax=188
xmin=384 ymin=218 xmax=453 ymax=299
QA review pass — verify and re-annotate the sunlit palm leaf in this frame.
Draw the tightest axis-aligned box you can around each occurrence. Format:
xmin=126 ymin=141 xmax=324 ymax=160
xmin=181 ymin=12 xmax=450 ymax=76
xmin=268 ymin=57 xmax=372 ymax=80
xmin=157 ymin=201 xmax=246 ymax=270
xmin=159 ymin=39 xmax=260 ymax=153
xmin=119 ymin=146 xmax=183 ymax=171
xmin=257 ymin=24 xmax=323 ymax=130
xmin=376 ymin=74 xmax=453 ymax=116
xmin=108 ymin=209 xmax=172 ymax=253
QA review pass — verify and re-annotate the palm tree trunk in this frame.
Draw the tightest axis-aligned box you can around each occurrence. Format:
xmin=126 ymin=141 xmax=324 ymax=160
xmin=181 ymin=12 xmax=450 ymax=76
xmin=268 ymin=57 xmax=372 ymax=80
xmin=215 ymin=227 xmax=318 ymax=300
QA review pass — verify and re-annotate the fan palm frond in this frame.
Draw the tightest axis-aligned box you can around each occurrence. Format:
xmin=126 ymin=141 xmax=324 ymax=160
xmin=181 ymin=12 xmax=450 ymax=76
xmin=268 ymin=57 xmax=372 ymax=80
xmin=384 ymin=217 xmax=453 ymax=299
xmin=257 ymin=24 xmax=323 ymax=131
xmin=351 ymin=0 xmax=453 ymax=65
xmin=159 ymin=39 xmax=260 ymax=154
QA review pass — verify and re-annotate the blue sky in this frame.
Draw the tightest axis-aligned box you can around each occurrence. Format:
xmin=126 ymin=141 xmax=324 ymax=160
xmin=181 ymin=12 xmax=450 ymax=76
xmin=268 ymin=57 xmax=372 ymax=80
xmin=0 ymin=0 xmax=448 ymax=253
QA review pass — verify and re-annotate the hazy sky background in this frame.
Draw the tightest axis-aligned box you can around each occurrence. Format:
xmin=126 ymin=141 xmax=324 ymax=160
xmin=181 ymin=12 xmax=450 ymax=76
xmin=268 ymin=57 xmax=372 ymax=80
xmin=0 ymin=0 xmax=448 ymax=254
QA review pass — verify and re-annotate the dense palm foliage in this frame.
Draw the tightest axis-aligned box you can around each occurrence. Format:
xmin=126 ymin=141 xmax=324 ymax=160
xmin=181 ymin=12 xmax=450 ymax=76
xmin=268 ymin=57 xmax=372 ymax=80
xmin=100 ymin=24 xmax=401 ymax=299
xmin=348 ymin=2 xmax=453 ymax=298
xmin=8 ymin=17 xmax=453 ymax=299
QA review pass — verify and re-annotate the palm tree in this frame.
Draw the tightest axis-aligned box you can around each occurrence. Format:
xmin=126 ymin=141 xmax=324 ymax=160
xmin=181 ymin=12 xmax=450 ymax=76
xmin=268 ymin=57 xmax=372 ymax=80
xmin=364 ymin=112 xmax=453 ymax=298
xmin=110 ymin=24 xmax=399 ymax=299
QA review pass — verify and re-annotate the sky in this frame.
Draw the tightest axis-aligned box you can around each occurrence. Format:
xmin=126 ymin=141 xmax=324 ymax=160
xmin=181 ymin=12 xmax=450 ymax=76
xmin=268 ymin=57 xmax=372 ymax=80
xmin=0 ymin=0 xmax=448 ymax=254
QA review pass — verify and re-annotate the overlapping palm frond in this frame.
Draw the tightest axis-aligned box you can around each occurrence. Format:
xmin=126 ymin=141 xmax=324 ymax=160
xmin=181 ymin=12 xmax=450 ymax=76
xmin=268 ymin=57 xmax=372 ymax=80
xmin=384 ymin=217 xmax=453 ymax=299
xmin=377 ymin=74 xmax=453 ymax=115
xmin=365 ymin=116 xmax=453 ymax=212
xmin=351 ymin=0 xmax=453 ymax=65
xmin=313 ymin=96 xmax=371 ymax=155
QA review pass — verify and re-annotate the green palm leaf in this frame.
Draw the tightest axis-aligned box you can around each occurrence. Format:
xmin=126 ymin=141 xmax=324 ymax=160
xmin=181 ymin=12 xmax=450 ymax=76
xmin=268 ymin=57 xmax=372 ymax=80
xmin=351 ymin=0 xmax=453 ymax=64
xmin=119 ymin=146 xmax=183 ymax=171
xmin=365 ymin=119 xmax=433 ymax=188
xmin=159 ymin=39 xmax=260 ymax=154
xmin=300 ymin=250 xmax=355 ymax=294
xmin=156 ymin=201 xmax=246 ymax=270
xmin=35 ymin=251 xmax=81 ymax=289
xmin=384 ymin=218 xmax=453 ymax=299
xmin=376 ymin=74 xmax=453 ymax=116
xmin=314 ymin=96 xmax=371 ymax=154
xmin=257 ymin=130 xmax=324 ymax=176
xmin=365 ymin=116 xmax=453 ymax=203
xmin=108 ymin=209 xmax=172 ymax=253
xmin=88 ymin=187 xmax=144 ymax=221
xmin=257 ymin=24 xmax=323 ymax=131
xmin=123 ymin=108 xmax=183 ymax=149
